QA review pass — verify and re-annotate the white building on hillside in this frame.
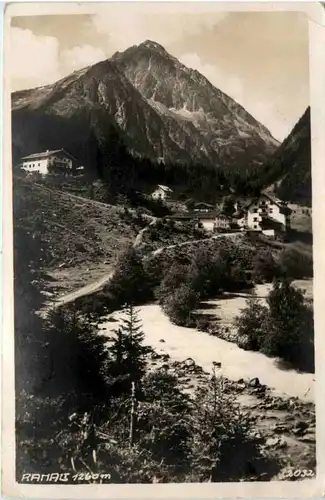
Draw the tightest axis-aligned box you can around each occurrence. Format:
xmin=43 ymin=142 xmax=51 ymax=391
xmin=246 ymin=192 xmax=291 ymax=232
xmin=21 ymin=149 xmax=77 ymax=176
xmin=151 ymin=184 xmax=173 ymax=201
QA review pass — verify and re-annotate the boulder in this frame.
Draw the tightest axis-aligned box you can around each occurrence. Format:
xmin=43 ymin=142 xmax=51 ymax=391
xmin=298 ymin=434 xmax=315 ymax=444
xmin=265 ymin=436 xmax=287 ymax=449
xmin=295 ymin=420 xmax=309 ymax=431
xmin=251 ymin=431 xmax=262 ymax=439
xmin=183 ymin=358 xmax=196 ymax=368
xmin=292 ymin=427 xmax=306 ymax=437
xmin=248 ymin=377 xmax=261 ymax=388
xmin=159 ymin=339 xmax=165 ymax=343
xmin=272 ymin=424 xmax=289 ymax=434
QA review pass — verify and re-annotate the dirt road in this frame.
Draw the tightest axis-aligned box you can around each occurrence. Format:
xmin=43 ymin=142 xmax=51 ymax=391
xmin=51 ymin=271 xmax=113 ymax=308
xmin=151 ymin=232 xmax=241 ymax=256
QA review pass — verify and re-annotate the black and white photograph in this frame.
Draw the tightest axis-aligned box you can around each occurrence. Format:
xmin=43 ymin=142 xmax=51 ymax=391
xmin=1 ymin=2 xmax=325 ymax=497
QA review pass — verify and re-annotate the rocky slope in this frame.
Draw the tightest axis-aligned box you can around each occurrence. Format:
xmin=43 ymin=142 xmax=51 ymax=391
xmin=263 ymin=108 xmax=311 ymax=205
xmin=12 ymin=40 xmax=278 ymax=172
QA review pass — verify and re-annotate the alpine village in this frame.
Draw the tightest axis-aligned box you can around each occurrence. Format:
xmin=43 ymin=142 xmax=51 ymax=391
xmin=13 ymin=40 xmax=314 ymax=484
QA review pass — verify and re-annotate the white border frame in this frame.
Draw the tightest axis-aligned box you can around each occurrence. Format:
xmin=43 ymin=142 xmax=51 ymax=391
xmin=2 ymin=2 xmax=325 ymax=498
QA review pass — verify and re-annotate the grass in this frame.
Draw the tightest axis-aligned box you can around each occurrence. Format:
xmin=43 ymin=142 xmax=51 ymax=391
xmin=13 ymin=176 xmax=146 ymax=272
xmin=135 ymin=219 xmax=208 ymax=256
xmin=289 ymin=204 xmax=312 ymax=234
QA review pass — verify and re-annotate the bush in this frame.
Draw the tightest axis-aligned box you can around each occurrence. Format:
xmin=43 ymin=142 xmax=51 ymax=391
xmin=44 ymin=308 xmax=109 ymax=403
xmin=137 ymin=371 xmax=192 ymax=471
xmin=188 ymin=249 xmax=226 ymax=298
xmin=161 ymin=284 xmax=199 ymax=326
xmin=155 ymin=262 xmax=191 ymax=302
xmin=108 ymin=246 xmax=153 ymax=306
xmin=156 ymin=240 xmax=253 ymax=326
xmin=252 ymin=250 xmax=279 ymax=283
xmin=235 ymin=294 xmax=269 ymax=351
xmin=235 ymin=280 xmax=314 ymax=372
xmin=195 ymin=316 xmax=211 ymax=333
xmin=188 ymin=374 xmax=254 ymax=482
xmin=278 ymin=246 xmax=313 ymax=279
xmin=262 ymin=280 xmax=314 ymax=371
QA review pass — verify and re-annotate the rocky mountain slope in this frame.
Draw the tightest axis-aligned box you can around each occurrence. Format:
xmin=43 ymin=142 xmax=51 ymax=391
xmin=263 ymin=107 xmax=311 ymax=205
xmin=12 ymin=40 xmax=278 ymax=173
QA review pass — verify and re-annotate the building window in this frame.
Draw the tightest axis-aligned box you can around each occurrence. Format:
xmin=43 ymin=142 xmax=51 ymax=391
xmin=260 ymin=200 xmax=266 ymax=205
xmin=253 ymin=217 xmax=258 ymax=222
xmin=269 ymin=208 xmax=273 ymax=214
xmin=253 ymin=208 xmax=258 ymax=213
xmin=254 ymin=224 xmax=257 ymax=229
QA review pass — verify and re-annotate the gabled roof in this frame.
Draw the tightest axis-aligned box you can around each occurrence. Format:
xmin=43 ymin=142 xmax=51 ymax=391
xmin=260 ymin=215 xmax=286 ymax=229
xmin=244 ymin=192 xmax=286 ymax=209
xmin=261 ymin=190 xmax=285 ymax=206
xmin=194 ymin=202 xmax=214 ymax=208
xmin=156 ymin=184 xmax=173 ymax=192
xmin=21 ymin=149 xmax=77 ymax=161
xmin=233 ymin=209 xmax=245 ymax=219
xmin=215 ymin=213 xmax=232 ymax=220
xmin=197 ymin=211 xmax=219 ymax=219
xmin=169 ymin=210 xmax=218 ymax=220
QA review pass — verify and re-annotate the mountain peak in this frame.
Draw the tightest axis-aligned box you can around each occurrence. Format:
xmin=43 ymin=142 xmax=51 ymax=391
xmin=12 ymin=39 xmax=279 ymax=173
xmin=138 ymin=39 xmax=167 ymax=54
xmin=111 ymin=40 xmax=169 ymax=62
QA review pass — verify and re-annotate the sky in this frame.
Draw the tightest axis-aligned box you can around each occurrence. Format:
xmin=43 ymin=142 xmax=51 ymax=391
xmin=10 ymin=6 xmax=310 ymax=142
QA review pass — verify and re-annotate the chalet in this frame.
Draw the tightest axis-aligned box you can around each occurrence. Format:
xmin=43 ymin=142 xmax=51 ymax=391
xmin=214 ymin=213 xmax=232 ymax=232
xmin=198 ymin=211 xmax=218 ymax=231
xmin=151 ymin=185 xmax=173 ymax=201
xmin=245 ymin=192 xmax=291 ymax=234
xmin=193 ymin=202 xmax=215 ymax=213
xmin=168 ymin=210 xmax=218 ymax=232
xmin=21 ymin=149 xmax=78 ymax=176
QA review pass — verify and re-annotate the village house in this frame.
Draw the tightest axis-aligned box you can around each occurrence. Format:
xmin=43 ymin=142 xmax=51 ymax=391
xmin=245 ymin=192 xmax=291 ymax=235
xmin=193 ymin=202 xmax=215 ymax=213
xmin=214 ymin=213 xmax=232 ymax=232
xmin=21 ymin=149 xmax=78 ymax=176
xmin=197 ymin=211 xmax=218 ymax=231
xmin=168 ymin=210 xmax=217 ymax=232
xmin=151 ymin=185 xmax=173 ymax=201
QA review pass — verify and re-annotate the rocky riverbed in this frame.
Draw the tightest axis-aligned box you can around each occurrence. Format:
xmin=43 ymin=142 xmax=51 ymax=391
xmin=146 ymin=350 xmax=315 ymax=481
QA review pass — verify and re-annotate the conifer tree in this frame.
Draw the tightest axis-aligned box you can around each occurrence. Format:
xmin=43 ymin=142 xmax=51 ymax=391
xmin=190 ymin=369 xmax=252 ymax=482
xmin=105 ymin=304 xmax=150 ymax=394
xmin=109 ymin=246 xmax=151 ymax=306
